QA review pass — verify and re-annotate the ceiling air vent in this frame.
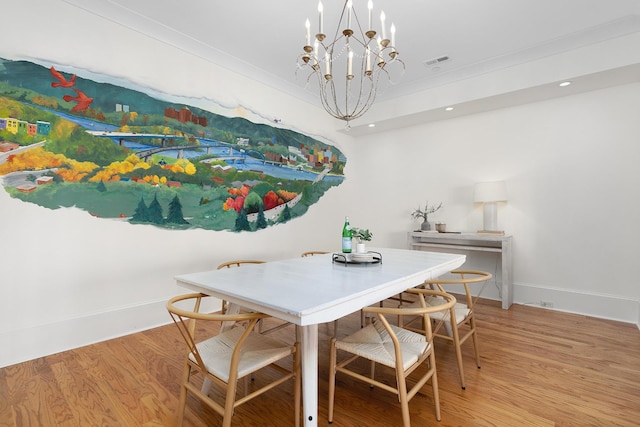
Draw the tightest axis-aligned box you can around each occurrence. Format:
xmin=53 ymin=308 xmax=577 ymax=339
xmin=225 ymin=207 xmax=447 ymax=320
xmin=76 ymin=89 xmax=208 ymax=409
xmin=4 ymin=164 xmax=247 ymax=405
xmin=423 ymin=55 xmax=451 ymax=71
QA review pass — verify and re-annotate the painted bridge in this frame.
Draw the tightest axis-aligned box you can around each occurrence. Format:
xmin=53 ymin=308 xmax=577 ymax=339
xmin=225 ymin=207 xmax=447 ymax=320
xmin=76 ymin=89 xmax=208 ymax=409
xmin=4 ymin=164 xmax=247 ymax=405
xmin=86 ymin=130 xmax=284 ymax=164
xmin=86 ymin=131 xmax=185 ymax=146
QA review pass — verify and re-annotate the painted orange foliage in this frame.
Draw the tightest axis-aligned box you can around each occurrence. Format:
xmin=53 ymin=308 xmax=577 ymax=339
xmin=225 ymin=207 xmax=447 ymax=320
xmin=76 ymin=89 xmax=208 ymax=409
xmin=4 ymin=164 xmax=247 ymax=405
xmin=143 ymin=175 xmax=167 ymax=185
xmin=277 ymin=189 xmax=298 ymax=202
xmin=263 ymin=190 xmax=282 ymax=210
xmin=227 ymin=184 xmax=250 ymax=197
xmin=223 ymin=186 xmax=298 ymax=213
xmin=169 ymin=159 xmax=196 ymax=175
xmin=88 ymin=154 xmax=150 ymax=182
xmin=223 ymin=196 xmax=245 ymax=213
xmin=53 ymin=158 xmax=98 ymax=182
xmin=90 ymin=169 xmax=117 ymax=182
xmin=0 ymin=147 xmax=98 ymax=181
xmin=55 ymin=169 xmax=82 ymax=182
xmin=0 ymin=147 xmax=62 ymax=173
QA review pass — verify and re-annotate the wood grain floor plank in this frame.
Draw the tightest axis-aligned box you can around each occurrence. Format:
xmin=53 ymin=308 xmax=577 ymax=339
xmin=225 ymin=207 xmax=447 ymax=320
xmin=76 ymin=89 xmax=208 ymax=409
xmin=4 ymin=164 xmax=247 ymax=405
xmin=0 ymin=300 xmax=638 ymax=426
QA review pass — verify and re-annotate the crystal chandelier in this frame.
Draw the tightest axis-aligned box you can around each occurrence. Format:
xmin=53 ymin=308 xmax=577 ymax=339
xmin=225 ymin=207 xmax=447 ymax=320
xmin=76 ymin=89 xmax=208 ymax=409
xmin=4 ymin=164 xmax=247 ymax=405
xmin=297 ymin=0 xmax=405 ymax=127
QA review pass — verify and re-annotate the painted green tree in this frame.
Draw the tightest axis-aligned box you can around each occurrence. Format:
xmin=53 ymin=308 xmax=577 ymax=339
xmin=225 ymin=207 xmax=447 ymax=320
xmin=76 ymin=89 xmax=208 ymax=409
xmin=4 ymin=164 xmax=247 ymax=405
xmin=256 ymin=205 xmax=267 ymax=230
xmin=243 ymin=191 xmax=263 ymax=214
xmin=130 ymin=196 xmax=150 ymax=222
xmin=235 ymin=209 xmax=251 ymax=232
xmin=166 ymin=194 xmax=188 ymax=224
xmin=279 ymin=204 xmax=291 ymax=223
xmin=148 ymin=194 xmax=164 ymax=224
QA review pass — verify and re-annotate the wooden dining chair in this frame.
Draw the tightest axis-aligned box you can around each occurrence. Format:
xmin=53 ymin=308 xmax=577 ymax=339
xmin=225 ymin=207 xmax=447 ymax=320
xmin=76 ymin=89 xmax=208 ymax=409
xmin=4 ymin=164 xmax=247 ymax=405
xmin=399 ymin=269 xmax=492 ymax=390
xmin=301 ymin=250 xmax=374 ymax=331
xmin=216 ymin=260 xmax=265 ymax=314
xmin=300 ymin=250 xmax=369 ymax=334
xmin=300 ymin=251 xmax=329 ymax=257
xmin=217 ymin=259 xmax=294 ymax=335
xmin=216 ymin=259 xmax=266 ymax=268
xmin=300 ymin=251 xmax=353 ymax=339
xmin=328 ymin=289 xmax=457 ymax=426
xmin=167 ymin=293 xmax=300 ymax=427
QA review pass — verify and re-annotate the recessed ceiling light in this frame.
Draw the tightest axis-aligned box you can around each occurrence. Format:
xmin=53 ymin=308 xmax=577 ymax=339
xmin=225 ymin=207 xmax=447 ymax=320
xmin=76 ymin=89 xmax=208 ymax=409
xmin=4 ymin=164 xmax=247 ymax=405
xmin=445 ymin=107 xmax=454 ymax=111
xmin=559 ymin=81 xmax=571 ymax=87
xmin=368 ymin=123 xmax=376 ymax=128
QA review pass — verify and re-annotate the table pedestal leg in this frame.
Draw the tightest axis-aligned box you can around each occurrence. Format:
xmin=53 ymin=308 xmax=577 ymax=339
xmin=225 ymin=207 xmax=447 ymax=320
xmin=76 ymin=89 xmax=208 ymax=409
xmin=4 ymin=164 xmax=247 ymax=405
xmin=300 ymin=324 xmax=318 ymax=427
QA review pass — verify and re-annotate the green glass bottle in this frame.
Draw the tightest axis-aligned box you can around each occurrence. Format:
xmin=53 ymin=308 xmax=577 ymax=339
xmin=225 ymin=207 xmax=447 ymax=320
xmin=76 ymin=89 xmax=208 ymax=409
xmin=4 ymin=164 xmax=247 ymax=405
xmin=342 ymin=216 xmax=352 ymax=253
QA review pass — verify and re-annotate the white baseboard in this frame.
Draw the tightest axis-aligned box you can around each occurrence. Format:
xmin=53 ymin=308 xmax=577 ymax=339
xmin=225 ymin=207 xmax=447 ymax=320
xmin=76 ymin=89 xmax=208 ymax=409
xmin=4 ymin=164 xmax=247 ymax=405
xmin=442 ymin=278 xmax=639 ymax=328
xmin=0 ymin=298 xmax=173 ymax=369
xmin=513 ymin=283 xmax=640 ymax=327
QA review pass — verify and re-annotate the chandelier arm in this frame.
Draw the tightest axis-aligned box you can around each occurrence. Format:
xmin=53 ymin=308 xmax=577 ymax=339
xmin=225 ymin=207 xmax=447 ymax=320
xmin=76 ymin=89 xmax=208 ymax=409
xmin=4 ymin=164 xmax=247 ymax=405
xmin=319 ymin=79 xmax=344 ymax=120
xmin=348 ymin=74 xmax=377 ymax=121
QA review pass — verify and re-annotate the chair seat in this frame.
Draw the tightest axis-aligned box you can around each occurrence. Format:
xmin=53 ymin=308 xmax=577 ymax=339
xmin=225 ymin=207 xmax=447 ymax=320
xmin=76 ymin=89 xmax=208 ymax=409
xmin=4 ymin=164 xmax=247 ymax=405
xmin=336 ymin=320 xmax=429 ymax=370
xmin=192 ymin=326 xmax=294 ymax=381
xmin=432 ymin=302 xmax=470 ymax=324
xmin=406 ymin=297 xmax=471 ymax=326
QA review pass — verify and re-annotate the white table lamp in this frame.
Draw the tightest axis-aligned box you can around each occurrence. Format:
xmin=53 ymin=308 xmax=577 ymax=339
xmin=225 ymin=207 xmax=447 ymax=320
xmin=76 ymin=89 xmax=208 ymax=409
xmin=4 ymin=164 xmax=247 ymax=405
xmin=474 ymin=181 xmax=507 ymax=234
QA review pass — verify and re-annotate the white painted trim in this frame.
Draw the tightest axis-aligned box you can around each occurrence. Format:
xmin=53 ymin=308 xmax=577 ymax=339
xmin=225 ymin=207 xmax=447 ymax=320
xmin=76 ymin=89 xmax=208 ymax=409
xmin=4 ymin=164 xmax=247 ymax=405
xmin=513 ymin=283 xmax=640 ymax=326
xmin=443 ymin=278 xmax=639 ymax=328
xmin=1 ymin=298 xmax=174 ymax=368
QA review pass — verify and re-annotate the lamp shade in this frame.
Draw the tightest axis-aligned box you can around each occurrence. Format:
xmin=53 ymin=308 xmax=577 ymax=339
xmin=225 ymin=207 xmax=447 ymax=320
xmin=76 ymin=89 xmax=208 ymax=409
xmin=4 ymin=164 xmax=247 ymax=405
xmin=474 ymin=181 xmax=507 ymax=203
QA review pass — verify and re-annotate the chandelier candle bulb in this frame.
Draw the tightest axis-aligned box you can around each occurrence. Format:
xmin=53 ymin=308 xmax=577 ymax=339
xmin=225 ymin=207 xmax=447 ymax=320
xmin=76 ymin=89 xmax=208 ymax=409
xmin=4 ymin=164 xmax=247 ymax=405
xmin=366 ymin=47 xmax=371 ymax=72
xmin=380 ymin=11 xmax=386 ymax=40
xmin=390 ymin=23 xmax=396 ymax=47
xmin=305 ymin=19 xmax=311 ymax=46
xmin=347 ymin=0 xmax=353 ymax=29
xmin=318 ymin=1 xmax=323 ymax=34
xmin=347 ymin=50 xmax=353 ymax=77
xmin=325 ymin=52 xmax=331 ymax=77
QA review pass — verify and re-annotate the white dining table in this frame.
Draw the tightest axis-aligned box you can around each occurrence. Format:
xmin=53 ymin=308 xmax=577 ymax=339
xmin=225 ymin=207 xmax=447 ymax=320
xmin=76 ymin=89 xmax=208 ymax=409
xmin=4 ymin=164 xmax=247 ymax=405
xmin=174 ymin=247 xmax=466 ymax=427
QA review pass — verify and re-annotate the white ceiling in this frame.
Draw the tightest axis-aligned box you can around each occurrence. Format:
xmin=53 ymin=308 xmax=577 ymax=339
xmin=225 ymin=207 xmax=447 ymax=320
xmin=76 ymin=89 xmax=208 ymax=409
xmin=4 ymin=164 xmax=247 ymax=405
xmin=63 ymin=0 xmax=640 ymax=133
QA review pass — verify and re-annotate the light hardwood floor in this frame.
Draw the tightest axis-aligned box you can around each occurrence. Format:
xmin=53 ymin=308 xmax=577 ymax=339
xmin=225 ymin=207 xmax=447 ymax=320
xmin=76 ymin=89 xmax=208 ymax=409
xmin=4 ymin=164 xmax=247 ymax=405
xmin=1 ymin=299 xmax=639 ymax=426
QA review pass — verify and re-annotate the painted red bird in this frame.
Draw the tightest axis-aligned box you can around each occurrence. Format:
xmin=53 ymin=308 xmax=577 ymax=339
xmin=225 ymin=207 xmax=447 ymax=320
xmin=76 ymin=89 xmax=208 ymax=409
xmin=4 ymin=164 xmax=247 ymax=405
xmin=50 ymin=66 xmax=76 ymax=88
xmin=63 ymin=88 xmax=93 ymax=111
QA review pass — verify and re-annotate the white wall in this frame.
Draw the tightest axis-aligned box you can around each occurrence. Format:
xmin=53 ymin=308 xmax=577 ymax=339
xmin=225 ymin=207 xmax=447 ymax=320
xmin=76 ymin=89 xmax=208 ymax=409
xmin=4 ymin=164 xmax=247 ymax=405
xmin=2 ymin=0 xmax=638 ymax=368
xmin=349 ymin=83 xmax=640 ymax=324
xmin=0 ymin=0 xmax=355 ymax=368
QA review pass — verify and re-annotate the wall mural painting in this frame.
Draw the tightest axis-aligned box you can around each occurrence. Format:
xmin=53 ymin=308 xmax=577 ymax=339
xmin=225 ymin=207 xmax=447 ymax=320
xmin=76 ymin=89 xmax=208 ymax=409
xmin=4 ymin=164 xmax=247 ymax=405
xmin=0 ymin=58 xmax=345 ymax=231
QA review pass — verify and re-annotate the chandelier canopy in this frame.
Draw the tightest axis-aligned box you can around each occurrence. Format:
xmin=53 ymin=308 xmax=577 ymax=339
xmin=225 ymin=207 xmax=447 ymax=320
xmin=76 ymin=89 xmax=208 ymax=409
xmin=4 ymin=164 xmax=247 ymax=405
xmin=297 ymin=0 xmax=404 ymax=127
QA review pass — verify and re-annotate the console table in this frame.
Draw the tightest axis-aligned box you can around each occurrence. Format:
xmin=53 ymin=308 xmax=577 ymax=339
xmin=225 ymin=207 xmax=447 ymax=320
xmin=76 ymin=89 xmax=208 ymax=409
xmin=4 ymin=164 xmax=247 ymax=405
xmin=407 ymin=231 xmax=513 ymax=309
